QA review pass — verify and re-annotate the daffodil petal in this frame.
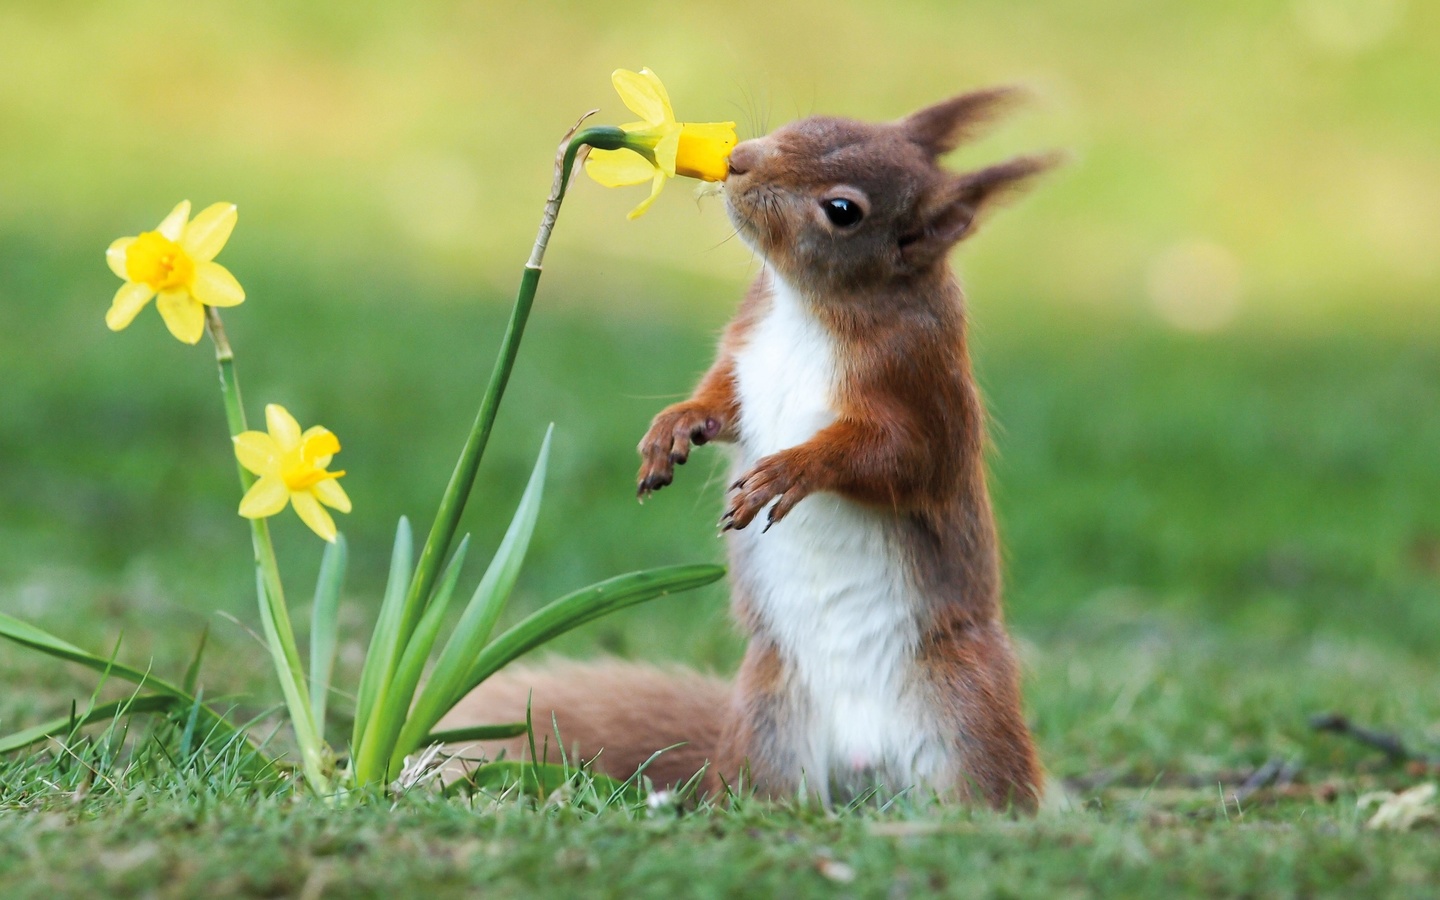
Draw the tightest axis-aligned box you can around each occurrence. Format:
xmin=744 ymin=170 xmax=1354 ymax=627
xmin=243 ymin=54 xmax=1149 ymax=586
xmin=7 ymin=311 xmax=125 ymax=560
xmin=182 ymin=202 xmax=237 ymax=262
xmin=156 ymin=290 xmax=205 ymax=344
xmin=191 ymin=261 xmax=245 ymax=307
xmin=639 ymin=68 xmax=675 ymax=123
xmin=313 ymin=477 xmax=352 ymax=513
xmin=156 ymin=200 xmax=192 ymax=242
xmin=107 ymin=237 xmax=135 ymax=279
xmin=652 ymin=128 xmax=680 ymax=177
xmin=233 ymin=430 xmax=281 ymax=476
xmin=105 ymin=282 xmax=155 ymax=331
xmin=627 ymin=170 xmax=670 ymax=220
xmin=612 ymin=68 xmax=672 ymax=126
xmin=239 ymin=475 xmax=290 ymax=519
xmin=291 ymin=491 xmax=337 ymax=542
xmin=585 ymin=148 xmax=658 ymax=187
xmin=266 ymin=404 xmax=303 ymax=451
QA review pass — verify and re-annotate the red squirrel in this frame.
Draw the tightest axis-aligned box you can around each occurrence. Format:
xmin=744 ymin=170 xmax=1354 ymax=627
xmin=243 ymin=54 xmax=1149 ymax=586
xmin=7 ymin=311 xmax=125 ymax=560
xmin=442 ymin=88 xmax=1057 ymax=810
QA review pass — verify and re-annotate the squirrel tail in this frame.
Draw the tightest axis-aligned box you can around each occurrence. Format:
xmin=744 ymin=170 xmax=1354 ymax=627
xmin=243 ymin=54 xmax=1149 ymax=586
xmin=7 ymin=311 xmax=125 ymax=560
xmin=436 ymin=660 xmax=731 ymax=790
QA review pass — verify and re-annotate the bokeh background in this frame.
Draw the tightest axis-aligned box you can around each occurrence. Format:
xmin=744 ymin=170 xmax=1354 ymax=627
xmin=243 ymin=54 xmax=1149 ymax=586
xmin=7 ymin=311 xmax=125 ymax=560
xmin=2 ymin=0 xmax=1438 ymax=776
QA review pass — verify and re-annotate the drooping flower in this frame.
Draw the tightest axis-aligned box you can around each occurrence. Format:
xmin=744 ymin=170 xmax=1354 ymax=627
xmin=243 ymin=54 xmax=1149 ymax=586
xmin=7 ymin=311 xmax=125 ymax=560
xmin=584 ymin=68 xmax=737 ymax=219
xmin=234 ymin=404 xmax=352 ymax=542
xmin=105 ymin=201 xmax=245 ymax=344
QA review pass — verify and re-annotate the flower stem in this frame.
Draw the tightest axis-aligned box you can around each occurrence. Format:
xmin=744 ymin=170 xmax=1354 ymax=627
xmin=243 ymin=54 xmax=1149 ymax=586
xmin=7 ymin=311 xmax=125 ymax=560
xmin=205 ymin=307 xmax=330 ymax=796
xmin=392 ymin=122 xmax=627 ymax=668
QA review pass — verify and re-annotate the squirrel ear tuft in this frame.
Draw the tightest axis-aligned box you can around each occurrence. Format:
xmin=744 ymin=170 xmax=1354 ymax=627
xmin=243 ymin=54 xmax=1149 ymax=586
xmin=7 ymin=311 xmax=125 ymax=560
xmin=900 ymin=86 xmax=1025 ymax=157
xmin=900 ymin=153 xmax=1063 ymax=265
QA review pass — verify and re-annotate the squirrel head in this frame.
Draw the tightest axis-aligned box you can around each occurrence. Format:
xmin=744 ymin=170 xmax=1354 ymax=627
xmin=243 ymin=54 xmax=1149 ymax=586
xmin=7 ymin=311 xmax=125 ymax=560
xmin=724 ymin=87 xmax=1059 ymax=293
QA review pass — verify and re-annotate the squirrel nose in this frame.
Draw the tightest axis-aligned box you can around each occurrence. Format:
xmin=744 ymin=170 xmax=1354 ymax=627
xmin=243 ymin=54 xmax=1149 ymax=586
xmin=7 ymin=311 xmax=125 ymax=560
xmin=726 ymin=140 xmax=762 ymax=178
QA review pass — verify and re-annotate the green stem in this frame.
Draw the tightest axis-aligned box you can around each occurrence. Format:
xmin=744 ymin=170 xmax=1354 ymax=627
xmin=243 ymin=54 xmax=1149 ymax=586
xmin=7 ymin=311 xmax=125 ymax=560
xmin=349 ymin=120 xmax=629 ymax=788
xmin=392 ymin=124 xmax=626 ymax=663
xmin=206 ymin=308 xmax=330 ymax=796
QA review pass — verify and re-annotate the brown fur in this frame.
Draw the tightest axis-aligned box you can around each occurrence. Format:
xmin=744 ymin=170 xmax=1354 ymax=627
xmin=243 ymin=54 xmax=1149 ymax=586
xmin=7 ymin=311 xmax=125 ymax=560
xmin=449 ymin=88 xmax=1056 ymax=810
xmin=438 ymin=661 xmax=728 ymax=788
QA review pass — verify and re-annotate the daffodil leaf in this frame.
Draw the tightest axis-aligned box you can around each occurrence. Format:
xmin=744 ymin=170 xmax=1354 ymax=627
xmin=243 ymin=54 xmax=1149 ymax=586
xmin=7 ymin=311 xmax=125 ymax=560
xmin=422 ymin=721 xmax=528 ymax=744
xmin=0 ymin=693 xmax=178 ymax=755
xmin=456 ymin=564 xmax=725 ymax=705
xmin=352 ymin=516 xmax=413 ymax=760
xmin=309 ymin=533 xmax=348 ymax=734
xmin=0 ymin=612 xmax=272 ymax=774
xmin=387 ymin=427 xmax=552 ymax=778
xmin=355 ymin=534 xmax=472 ymax=784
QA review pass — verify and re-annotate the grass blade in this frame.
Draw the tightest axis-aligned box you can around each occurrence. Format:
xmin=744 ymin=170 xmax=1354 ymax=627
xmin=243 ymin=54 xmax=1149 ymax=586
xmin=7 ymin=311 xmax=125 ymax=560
xmin=352 ymin=517 xmax=413 ymax=759
xmin=385 ymin=428 xmax=552 ymax=777
xmin=309 ymin=533 xmax=348 ymax=734
xmin=456 ymin=565 xmax=725 ymax=706
xmin=462 ymin=760 xmax=637 ymax=803
xmin=178 ymin=686 xmax=204 ymax=760
xmin=182 ymin=625 xmax=209 ymax=695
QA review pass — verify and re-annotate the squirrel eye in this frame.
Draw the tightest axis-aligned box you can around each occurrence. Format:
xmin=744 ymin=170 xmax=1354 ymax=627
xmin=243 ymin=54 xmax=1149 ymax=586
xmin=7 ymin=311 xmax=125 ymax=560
xmin=821 ymin=197 xmax=864 ymax=228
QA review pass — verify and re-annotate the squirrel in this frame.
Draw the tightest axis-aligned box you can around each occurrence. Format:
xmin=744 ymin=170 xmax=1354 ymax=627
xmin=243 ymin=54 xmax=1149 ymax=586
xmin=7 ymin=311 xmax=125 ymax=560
xmin=441 ymin=87 xmax=1058 ymax=810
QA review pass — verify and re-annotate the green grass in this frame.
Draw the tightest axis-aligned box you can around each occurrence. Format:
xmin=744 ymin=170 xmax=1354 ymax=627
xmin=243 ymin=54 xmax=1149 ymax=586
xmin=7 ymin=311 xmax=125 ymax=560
xmin=3 ymin=0 xmax=1440 ymax=895
xmin=2 ymin=237 xmax=1438 ymax=894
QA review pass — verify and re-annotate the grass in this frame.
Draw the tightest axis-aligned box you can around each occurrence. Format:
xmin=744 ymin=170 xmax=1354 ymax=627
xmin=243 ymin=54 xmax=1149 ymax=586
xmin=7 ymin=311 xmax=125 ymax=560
xmin=2 ymin=0 xmax=1440 ymax=894
xmin=0 ymin=785 xmax=1434 ymax=898
xmin=2 ymin=239 xmax=1438 ymax=894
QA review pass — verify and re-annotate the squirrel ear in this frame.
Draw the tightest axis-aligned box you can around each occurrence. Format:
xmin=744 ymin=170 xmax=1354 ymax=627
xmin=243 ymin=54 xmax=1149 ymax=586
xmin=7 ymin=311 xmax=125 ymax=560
xmin=901 ymin=86 xmax=1024 ymax=157
xmin=900 ymin=153 xmax=1062 ymax=265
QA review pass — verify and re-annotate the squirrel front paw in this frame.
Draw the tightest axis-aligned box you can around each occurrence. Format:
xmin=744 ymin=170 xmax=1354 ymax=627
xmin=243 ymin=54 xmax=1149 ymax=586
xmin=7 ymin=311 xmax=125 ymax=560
xmin=637 ymin=403 xmax=724 ymax=499
xmin=722 ymin=452 xmax=810 ymax=532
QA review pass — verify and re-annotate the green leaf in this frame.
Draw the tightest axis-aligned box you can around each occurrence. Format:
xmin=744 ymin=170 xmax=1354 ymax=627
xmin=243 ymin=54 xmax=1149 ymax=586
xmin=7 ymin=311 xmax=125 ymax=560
xmin=397 ymin=263 xmax=544 ymax=715
xmin=0 ymin=613 xmax=271 ymax=774
xmin=309 ymin=533 xmax=348 ymax=734
xmin=456 ymin=565 xmax=725 ymax=707
xmin=423 ymin=722 xmax=529 ymax=744
xmin=352 ymin=516 xmax=413 ymax=759
xmin=354 ymin=534 xmax=471 ymax=784
xmin=0 ymin=694 xmax=177 ymax=755
xmin=182 ymin=625 xmax=209 ymax=696
xmin=178 ymin=686 xmax=204 ymax=760
xmin=385 ymin=427 xmax=552 ymax=778
xmin=251 ymin=567 xmax=327 ymax=791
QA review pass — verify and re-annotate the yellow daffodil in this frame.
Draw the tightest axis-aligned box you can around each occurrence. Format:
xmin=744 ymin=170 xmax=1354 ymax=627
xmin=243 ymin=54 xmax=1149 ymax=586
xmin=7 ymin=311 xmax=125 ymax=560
xmin=106 ymin=200 xmax=245 ymax=344
xmin=234 ymin=404 xmax=352 ymax=542
xmin=584 ymin=68 xmax=737 ymax=219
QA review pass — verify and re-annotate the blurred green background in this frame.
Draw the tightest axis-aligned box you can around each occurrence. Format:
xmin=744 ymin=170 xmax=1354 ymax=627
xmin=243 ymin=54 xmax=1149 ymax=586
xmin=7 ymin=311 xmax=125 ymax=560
xmin=2 ymin=1 xmax=1438 ymax=773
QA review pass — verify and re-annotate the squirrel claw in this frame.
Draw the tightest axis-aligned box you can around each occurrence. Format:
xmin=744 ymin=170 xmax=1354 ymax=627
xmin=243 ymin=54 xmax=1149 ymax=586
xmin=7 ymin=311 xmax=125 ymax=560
xmin=636 ymin=405 xmax=723 ymax=502
xmin=725 ymin=452 xmax=809 ymax=532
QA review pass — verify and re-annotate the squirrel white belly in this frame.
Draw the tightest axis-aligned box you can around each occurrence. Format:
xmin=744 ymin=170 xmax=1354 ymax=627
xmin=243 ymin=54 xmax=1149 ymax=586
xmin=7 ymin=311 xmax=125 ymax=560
xmin=443 ymin=86 xmax=1058 ymax=810
xmin=729 ymin=273 xmax=944 ymax=803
